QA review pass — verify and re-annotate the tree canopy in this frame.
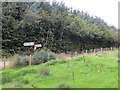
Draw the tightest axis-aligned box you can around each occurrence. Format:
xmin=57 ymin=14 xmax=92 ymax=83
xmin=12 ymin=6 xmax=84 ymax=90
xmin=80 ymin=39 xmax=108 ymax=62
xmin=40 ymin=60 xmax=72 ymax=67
xmin=2 ymin=1 xmax=119 ymax=54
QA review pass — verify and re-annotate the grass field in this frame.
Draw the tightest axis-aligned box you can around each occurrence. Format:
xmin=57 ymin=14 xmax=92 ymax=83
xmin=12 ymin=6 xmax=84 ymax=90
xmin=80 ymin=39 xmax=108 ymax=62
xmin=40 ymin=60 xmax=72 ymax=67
xmin=1 ymin=51 xmax=118 ymax=88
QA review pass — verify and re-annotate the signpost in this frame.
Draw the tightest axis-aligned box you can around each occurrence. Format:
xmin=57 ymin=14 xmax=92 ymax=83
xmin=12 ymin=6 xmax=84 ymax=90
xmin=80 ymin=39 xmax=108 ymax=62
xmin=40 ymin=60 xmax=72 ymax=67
xmin=23 ymin=42 xmax=42 ymax=66
xmin=23 ymin=42 xmax=34 ymax=46
xmin=35 ymin=44 xmax=42 ymax=48
xmin=23 ymin=42 xmax=34 ymax=66
xmin=34 ymin=44 xmax=42 ymax=50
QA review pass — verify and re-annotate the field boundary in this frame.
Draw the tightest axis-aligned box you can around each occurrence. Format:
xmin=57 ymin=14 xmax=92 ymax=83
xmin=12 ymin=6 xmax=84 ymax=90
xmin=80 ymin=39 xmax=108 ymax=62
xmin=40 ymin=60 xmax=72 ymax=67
xmin=0 ymin=47 xmax=119 ymax=68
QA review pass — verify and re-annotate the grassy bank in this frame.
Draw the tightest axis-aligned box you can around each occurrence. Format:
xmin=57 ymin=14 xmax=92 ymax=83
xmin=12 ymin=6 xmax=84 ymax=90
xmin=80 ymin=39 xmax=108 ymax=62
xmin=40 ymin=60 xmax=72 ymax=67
xmin=1 ymin=51 xmax=118 ymax=88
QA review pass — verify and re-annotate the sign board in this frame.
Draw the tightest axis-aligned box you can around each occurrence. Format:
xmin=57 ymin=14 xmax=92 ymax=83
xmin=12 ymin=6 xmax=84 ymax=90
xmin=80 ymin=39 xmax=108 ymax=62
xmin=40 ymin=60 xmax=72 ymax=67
xmin=23 ymin=42 xmax=34 ymax=46
xmin=34 ymin=44 xmax=42 ymax=50
xmin=35 ymin=44 xmax=42 ymax=48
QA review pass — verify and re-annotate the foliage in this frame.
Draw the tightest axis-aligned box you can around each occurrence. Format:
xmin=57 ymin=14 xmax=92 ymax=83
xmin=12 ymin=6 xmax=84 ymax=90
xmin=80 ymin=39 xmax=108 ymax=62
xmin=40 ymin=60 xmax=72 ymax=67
xmin=2 ymin=1 xmax=119 ymax=54
xmin=2 ymin=50 xmax=12 ymax=58
xmin=15 ymin=54 xmax=29 ymax=66
xmin=32 ymin=48 xmax=56 ymax=65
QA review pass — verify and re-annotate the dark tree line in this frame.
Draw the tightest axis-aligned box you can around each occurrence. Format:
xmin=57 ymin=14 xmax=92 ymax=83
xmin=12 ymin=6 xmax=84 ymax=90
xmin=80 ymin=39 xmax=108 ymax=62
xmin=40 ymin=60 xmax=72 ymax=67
xmin=2 ymin=1 xmax=119 ymax=54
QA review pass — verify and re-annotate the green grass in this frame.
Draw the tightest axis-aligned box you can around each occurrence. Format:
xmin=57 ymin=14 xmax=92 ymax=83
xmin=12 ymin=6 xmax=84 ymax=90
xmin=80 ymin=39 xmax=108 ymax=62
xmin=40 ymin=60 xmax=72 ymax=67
xmin=1 ymin=51 xmax=118 ymax=88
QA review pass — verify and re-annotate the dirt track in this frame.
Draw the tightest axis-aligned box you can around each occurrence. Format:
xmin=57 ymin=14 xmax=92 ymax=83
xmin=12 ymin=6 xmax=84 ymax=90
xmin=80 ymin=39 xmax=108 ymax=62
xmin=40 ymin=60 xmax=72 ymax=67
xmin=0 ymin=62 xmax=13 ymax=68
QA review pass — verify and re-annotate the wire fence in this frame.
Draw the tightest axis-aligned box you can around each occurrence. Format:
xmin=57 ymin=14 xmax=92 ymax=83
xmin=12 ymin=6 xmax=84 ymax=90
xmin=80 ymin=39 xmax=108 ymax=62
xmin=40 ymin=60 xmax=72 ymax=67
xmin=0 ymin=47 xmax=119 ymax=68
xmin=55 ymin=47 xmax=119 ymax=59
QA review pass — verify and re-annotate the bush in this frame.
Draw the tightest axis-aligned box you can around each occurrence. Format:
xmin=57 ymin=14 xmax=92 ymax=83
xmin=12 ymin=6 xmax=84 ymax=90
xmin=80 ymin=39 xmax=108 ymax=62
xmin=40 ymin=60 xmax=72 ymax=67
xmin=14 ymin=55 xmax=29 ymax=66
xmin=32 ymin=47 xmax=56 ymax=65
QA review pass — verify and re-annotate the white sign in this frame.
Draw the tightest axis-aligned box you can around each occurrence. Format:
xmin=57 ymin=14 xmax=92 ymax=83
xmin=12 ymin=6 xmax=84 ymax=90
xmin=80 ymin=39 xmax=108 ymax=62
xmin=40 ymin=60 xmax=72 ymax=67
xmin=23 ymin=42 xmax=34 ymax=46
xmin=35 ymin=44 xmax=42 ymax=48
xmin=34 ymin=44 xmax=42 ymax=50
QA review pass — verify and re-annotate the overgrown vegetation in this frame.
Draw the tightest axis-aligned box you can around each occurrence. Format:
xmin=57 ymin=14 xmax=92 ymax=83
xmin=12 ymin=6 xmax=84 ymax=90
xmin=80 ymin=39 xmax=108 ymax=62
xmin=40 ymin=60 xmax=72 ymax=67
xmin=13 ymin=48 xmax=56 ymax=66
xmin=32 ymin=48 xmax=56 ymax=65
xmin=1 ymin=51 xmax=118 ymax=88
xmin=15 ymin=55 xmax=29 ymax=66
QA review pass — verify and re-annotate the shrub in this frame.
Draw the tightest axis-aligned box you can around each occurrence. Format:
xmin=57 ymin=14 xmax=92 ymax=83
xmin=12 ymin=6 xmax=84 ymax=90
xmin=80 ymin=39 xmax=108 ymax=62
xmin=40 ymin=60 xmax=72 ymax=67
xmin=32 ymin=47 xmax=56 ymax=65
xmin=14 ymin=55 xmax=29 ymax=66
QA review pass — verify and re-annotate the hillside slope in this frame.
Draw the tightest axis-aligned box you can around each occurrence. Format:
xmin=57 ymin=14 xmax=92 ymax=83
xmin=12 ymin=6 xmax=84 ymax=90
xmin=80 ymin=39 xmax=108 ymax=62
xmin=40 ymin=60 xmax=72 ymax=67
xmin=1 ymin=51 xmax=118 ymax=88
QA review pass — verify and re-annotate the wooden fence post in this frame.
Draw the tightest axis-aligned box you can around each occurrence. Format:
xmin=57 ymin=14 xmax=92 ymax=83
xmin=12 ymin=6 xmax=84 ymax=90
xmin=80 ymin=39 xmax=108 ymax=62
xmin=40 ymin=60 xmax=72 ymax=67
xmin=86 ymin=50 xmax=87 ymax=54
xmin=101 ymin=48 xmax=103 ymax=52
xmin=75 ymin=51 xmax=77 ymax=55
xmin=111 ymin=47 xmax=113 ymax=51
xmin=90 ymin=49 xmax=92 ymax=53
xmin=105 ymin=48 xmax=107 ymax=51
xmin=4 ymin=61 xmax=5 ymax=68
xmin=94 ymin=49 xmax=96 ymax=53
xmin=29 ymin=54 xmax=32 ymax=66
